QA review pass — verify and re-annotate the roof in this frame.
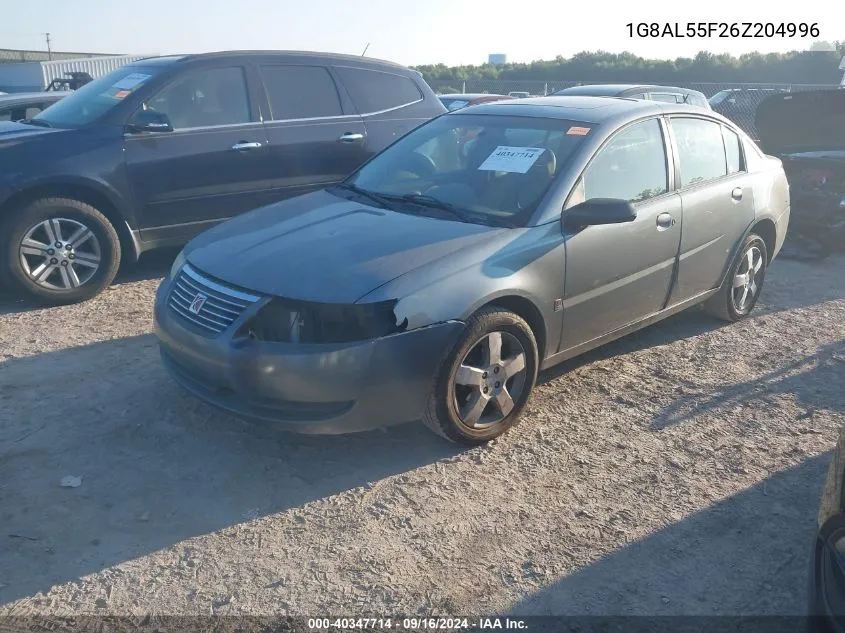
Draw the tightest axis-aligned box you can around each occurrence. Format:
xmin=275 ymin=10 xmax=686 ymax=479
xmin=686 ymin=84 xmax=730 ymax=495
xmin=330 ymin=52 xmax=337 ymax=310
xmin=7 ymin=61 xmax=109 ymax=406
xmin=455 ymin=95 xmax=662 ymax=123
xmin=0 ymin=91 xmax=66 ymax=105
xmin=557 ymin=84 xmax=701 ymax=96
xmin=146 ymin=50 xmax=408 ymax=70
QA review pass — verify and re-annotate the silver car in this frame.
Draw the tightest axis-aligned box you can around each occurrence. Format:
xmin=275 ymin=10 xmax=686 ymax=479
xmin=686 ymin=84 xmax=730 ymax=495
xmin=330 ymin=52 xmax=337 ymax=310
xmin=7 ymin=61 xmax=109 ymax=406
xmin=154 ymin=96 xmax=790 ymax=445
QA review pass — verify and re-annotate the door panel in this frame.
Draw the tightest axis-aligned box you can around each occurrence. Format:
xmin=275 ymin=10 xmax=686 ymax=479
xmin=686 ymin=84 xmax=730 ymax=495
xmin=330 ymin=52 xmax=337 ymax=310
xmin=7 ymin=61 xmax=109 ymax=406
xmin=258 ymin=64 xmax=370 ymax=198
xmin=670 ymin=175 xmax=755 ymax=302
xmin=561 ymin=194 xmax=682 ymax=350
xmin=667 ymin=118 xmax=756 ymax=304
xmin=560 ymin=118 xmax=682 ymax=351
xmin=263 ymin=119 xmax=369 ymax=197
xmin=124 ymin=65 xmax=274 ymax=240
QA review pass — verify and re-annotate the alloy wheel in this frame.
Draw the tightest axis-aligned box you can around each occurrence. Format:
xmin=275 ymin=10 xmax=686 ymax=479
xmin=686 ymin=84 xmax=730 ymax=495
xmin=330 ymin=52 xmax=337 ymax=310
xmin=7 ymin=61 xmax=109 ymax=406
xmin=18 ymin=217 xmax=102 ymax=290
xmin=453 ymin=331 xmax=528 ymax=429
xmin=732 ymin=245 xmax=764 ymax=313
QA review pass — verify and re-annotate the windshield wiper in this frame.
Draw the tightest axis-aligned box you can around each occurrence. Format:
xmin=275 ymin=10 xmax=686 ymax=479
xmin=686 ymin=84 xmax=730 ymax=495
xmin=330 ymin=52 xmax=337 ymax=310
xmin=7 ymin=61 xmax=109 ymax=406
xmin=331 ymin=183 xmax=392 ymax=209
xmin=378 ymin=193 xmax=473 ymax=224
xmin=20 ymin=118 xmax=53 ymax=128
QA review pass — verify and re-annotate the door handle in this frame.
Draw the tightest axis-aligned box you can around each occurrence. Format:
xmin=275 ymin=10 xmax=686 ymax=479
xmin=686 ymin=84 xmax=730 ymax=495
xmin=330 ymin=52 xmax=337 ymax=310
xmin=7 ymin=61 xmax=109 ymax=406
xmin=338 ymin=132 xmax=365 ymax=143
xmin=731 ymin=187 xmax=743 ymax=201
xmin=231 ymin=141 xmax=263 ymax=151
xmin=656 ymin=212 xmax=676 ymax=230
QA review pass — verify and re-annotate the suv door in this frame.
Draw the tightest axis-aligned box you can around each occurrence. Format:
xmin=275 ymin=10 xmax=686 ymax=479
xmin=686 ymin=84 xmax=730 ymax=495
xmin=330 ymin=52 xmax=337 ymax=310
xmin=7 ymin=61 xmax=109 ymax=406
xmin=124 ymin=65 xmax=272 ymax=243
xmin=666 ymin=117 xmax=756 ymax=304
xmin=333 ymin=66 xmax=432 ymax=152
xmin=257 ymin=64 xmax=369 ymax=199
xmin=560 ymin=117 xmax=683 ymax=351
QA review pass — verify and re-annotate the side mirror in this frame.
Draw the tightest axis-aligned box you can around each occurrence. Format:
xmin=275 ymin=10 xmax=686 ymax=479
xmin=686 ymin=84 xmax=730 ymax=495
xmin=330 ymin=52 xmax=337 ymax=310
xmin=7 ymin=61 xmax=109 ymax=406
xmin=126 ymin=109 xmax=173 ymax=134
xmin=562 ymin=198 xmax=637 ymax=231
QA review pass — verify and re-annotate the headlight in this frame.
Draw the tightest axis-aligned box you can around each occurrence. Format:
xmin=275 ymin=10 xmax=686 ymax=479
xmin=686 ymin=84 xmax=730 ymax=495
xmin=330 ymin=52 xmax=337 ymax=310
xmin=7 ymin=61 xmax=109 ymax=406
xmin=169 ymin=249 xmax=187 ymax=279
xmin=238 ymin=298 xmax=407 ymax=344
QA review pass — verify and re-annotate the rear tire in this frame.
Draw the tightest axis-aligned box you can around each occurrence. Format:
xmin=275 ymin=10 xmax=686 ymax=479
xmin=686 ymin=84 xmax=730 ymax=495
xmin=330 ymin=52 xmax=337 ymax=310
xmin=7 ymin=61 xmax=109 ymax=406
xmin=0 ymin=197 xmax=121 ymax=305
xmin=422 ymin=307 xmax=539 ymax=445
xmin=705 ymin=233 xmax=768 ymax=322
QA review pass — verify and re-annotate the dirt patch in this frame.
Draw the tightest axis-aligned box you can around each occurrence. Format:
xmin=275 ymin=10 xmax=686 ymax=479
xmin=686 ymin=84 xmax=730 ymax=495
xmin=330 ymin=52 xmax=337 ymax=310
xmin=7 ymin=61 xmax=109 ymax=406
xmin=1 ymin=253 xmax=844 ymax=616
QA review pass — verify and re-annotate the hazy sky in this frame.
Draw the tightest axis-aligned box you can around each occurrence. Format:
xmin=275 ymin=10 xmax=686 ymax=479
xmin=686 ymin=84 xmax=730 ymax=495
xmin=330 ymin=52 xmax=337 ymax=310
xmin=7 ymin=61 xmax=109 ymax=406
xmin=2 ymin=0 xmax=839 ymax=66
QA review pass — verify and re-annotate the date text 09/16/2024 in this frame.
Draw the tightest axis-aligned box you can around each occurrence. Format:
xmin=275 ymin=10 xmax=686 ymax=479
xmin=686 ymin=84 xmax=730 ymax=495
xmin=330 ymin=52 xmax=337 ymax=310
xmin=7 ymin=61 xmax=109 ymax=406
xmin=307 ymin=618 xmax=528 ymax=630
xmin=626 ymin=22 xmax=820 ymax=38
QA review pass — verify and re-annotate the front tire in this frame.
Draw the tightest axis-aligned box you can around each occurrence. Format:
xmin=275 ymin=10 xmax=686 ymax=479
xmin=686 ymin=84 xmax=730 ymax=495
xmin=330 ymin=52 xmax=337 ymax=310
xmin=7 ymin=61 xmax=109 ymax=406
xmin=705 ymin=233 xmax=768 ymax=322
xmin=422 ymin=307 xmax=539 ymax=445
xmin=0 ymin=197 xmax=121 ymax=305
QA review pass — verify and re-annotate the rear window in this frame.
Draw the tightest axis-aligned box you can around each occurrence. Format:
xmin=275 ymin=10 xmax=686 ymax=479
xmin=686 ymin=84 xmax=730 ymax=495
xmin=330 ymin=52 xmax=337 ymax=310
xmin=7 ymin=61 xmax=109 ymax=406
xmin=260 ymin=65 xmax=343 ymax=120
xmin=650 ymin=93 xmax=682 ymax=103
xmin=335 ymin=67 xmax=423 ymax=114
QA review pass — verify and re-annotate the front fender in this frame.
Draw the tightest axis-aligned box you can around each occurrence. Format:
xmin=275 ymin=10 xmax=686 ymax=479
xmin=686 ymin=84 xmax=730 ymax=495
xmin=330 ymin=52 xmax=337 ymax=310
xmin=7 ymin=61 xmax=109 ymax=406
xmin=361 ymin=223 xmax=567 ymax=359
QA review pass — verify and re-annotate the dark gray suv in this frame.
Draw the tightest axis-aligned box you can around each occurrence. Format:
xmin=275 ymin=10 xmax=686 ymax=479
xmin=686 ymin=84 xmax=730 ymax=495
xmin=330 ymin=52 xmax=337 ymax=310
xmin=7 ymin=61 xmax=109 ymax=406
xmin=0 ymin=51 xmax=446 ymax=304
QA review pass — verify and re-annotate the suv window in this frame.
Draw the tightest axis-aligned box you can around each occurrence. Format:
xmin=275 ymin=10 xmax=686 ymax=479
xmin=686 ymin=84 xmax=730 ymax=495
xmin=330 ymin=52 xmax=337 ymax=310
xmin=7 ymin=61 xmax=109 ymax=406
xmin=723 ymin=126 xmax=743 ymax=174
xmin=671 ymin=118 xmax=728 ymax=186
xmin=144 ymin=67 xmax=251 ymax=130
xmin=581 ymin=118 xmax=668 ymax=203
xmin=260 ymin=65 xmax=343 ymax=120
xmin=335 ymin=67 xmax=422 ymax=114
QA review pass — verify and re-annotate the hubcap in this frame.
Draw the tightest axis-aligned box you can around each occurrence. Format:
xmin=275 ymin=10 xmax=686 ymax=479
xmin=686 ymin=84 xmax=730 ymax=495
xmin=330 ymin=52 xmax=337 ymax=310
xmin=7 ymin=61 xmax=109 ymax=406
xmin=732 ymin=245 xmax=764 ymax=313
xmin=18 ymin=218 xmax=101 ymax=290
xmin=453 ymin=331 xmax=528 ymax=429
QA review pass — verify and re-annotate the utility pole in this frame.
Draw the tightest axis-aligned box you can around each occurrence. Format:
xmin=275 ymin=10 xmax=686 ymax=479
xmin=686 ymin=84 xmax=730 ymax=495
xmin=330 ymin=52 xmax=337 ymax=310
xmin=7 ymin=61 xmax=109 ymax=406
xmin=45 ymin=32 xmax=52 ymax=61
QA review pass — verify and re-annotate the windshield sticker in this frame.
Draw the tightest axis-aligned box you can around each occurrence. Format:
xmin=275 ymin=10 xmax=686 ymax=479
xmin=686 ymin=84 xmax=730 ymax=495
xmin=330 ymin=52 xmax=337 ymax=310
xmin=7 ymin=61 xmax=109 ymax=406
xmin=112 ymin=73 xmax=152 ymax=91
xmin=567 ymin=126 xmax=591 ymax=136
xmin=477 ymin=146 xmax=545 ymax=173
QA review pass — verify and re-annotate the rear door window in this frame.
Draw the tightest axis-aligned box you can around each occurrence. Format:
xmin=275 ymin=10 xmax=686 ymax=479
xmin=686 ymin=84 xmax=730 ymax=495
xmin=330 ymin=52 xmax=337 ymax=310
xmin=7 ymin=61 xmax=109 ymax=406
xmin=723 ymin=126 xmax=744 ymax=174
xmin=259 ymin=65 xmax=343 ymax=120
xmin=334 ymin=67 xmax=423 ymax=114
xmin=670 ymin=118 xmax=728 ymax=187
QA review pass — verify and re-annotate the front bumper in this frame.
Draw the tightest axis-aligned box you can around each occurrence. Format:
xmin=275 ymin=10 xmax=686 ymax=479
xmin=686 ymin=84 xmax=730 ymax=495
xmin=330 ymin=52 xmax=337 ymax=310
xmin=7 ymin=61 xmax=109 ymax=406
xmin=153 ymin=276 xmax=464 ymax=434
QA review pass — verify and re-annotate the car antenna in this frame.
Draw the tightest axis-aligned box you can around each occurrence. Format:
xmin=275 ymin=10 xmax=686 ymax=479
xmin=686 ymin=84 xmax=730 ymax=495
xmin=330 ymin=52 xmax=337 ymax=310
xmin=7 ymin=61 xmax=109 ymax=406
xmin=361 ymin=43 xmax=370 ymax=56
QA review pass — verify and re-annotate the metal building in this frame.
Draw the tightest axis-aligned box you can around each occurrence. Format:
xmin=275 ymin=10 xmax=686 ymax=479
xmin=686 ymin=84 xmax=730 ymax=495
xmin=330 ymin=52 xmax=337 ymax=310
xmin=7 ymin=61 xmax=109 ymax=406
xmin=0 ymin=55 xmax=156 ymax=93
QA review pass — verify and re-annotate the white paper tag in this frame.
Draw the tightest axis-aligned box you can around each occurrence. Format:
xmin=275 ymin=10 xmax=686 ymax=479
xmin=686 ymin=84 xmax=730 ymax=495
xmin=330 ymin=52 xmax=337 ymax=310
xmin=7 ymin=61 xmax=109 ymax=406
xmin=477 ymin=146 xmax=545 ymax=174
xmin=112 ymin=73 xmax=152 ymax=91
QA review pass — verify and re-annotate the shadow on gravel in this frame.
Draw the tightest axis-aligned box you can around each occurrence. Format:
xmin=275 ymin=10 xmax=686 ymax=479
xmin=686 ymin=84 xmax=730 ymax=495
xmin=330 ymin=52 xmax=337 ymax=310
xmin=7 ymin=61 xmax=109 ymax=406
xmin=113 ymin=248 xmax=181 ymax=285
xmin=509 ymin=453 xmax=830 ymax=616
xmin=652 ymin=339 xmax=845 ymax=430
xmin=538 ymin=307 xmax=723 ymax=386
xmin=0 ymin=334 xmax=463 ymax=605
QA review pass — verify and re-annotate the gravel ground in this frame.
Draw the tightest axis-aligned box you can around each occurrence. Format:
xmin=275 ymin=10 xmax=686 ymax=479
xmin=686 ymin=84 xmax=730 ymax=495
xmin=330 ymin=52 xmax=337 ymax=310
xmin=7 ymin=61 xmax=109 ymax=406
xmin=1 ymin=250 xmax=844 ymax=617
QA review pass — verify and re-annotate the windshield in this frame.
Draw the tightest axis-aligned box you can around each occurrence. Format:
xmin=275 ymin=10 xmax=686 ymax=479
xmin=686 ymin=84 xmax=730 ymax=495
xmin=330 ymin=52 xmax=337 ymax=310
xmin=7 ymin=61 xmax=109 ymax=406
xmin=346 ymin=113 xmax=592 ymax=226
xmin=708 ymin=90 xmax=732 ymax=106
xmin=33 ymin=65 xmax=160 ymax=128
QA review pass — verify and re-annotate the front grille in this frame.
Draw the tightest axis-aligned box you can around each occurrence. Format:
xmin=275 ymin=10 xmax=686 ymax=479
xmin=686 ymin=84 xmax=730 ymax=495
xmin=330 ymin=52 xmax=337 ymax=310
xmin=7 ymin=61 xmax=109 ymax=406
xmin=168 ymin=264 xmax=261 ymax=336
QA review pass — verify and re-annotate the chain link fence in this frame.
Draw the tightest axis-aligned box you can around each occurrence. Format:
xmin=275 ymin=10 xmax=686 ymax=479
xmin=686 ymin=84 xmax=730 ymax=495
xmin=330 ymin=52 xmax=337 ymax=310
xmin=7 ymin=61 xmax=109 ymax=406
xmin=427 ymin=79 xmax=838 ymax=140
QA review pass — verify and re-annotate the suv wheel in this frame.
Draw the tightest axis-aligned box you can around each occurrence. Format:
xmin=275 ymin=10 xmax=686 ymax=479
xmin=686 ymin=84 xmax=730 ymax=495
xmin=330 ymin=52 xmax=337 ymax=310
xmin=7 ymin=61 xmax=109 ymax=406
xmin=422 ymin=307 xmax=539 ymax=445
xmin=0 ymin=197 xmax=121 ymax=304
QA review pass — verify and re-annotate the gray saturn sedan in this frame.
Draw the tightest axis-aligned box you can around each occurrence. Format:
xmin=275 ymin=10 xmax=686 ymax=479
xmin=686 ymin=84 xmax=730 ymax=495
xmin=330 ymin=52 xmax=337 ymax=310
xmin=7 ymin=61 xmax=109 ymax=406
xmin=154 ymin=96 xmax=790 ymax=445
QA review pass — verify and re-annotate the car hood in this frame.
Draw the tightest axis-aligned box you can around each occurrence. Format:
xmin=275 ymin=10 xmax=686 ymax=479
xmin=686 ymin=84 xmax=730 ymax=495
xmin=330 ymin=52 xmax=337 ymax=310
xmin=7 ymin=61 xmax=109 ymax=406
xmin=0 ymin=120 xmax=61 ymax=142
xmin=756 ymin=89 xmax=845 ymax=156
xmin=185 ymin=189 xmax=507 ymax=303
